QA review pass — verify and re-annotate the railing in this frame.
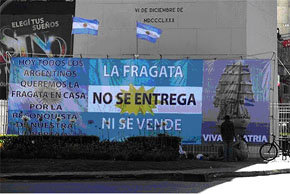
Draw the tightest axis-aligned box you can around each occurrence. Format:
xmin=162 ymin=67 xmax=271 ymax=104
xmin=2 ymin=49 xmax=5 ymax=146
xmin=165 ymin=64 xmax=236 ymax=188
xmin=0 ymin=100 xmax=8 ymax=135
xmin=182 ymin=144 xmax=261 ymax=158
xmin=278 ymin=103 xmax=290 ymax=138
xmin=0 ymin=99 xmax=288 ymax=158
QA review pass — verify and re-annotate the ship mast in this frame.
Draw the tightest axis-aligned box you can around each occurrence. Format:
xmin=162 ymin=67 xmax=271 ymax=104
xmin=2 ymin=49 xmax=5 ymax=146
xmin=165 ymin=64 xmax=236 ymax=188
xmin=234 ymin=62 xmax=242 ymax=118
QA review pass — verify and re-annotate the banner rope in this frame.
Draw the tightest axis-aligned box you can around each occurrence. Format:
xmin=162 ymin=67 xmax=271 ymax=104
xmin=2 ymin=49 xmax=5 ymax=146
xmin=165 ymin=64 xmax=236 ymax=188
xmin=3 ymin=51 xmax=276 ymax=60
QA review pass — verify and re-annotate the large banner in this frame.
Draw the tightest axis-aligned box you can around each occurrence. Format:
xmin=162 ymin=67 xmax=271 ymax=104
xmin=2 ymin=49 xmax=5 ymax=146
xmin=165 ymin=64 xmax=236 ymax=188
xmin=8 ymin=57 xmax=203 ymax=144
xmin=201 ymin=60 xmax=271 ymax=144
xmin=7 ymin=58 xmax=271 ymax=144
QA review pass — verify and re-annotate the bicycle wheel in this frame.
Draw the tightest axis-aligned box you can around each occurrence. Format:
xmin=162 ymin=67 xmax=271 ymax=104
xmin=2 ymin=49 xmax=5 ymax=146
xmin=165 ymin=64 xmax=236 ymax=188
xmin=259 ymin=143 xmax=278 ymax=161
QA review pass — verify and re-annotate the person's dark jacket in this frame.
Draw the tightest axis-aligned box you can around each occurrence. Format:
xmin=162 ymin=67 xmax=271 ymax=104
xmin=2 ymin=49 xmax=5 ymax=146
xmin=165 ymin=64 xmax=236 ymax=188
xmin=221 ymin=120 xmax=235 ymax=142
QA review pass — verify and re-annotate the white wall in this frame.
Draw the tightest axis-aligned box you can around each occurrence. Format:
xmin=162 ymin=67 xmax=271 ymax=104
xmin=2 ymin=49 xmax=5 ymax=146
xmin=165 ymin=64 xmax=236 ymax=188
xmin=73 ymin=0 xmax=250 ymax=59
xmin=246 ymin=0 xmax=277 ymax=59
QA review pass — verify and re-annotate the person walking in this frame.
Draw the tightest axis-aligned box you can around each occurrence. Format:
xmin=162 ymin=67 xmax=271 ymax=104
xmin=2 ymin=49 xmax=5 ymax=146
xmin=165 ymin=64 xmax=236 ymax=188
xmin=220 ymin=115 xmax=235 ymax=161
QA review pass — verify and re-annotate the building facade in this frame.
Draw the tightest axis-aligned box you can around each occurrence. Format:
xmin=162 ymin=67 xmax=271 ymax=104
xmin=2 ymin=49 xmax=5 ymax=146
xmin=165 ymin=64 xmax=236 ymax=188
xmin=1 ymin=0 xmax=278 ymax=149
xmin=74 ymin=0 xmax=277 ymax=60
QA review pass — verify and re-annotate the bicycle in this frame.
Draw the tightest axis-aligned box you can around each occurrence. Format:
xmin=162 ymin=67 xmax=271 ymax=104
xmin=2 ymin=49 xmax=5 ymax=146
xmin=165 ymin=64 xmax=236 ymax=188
xmin=259 ymin=134 xmax=290 ymax=161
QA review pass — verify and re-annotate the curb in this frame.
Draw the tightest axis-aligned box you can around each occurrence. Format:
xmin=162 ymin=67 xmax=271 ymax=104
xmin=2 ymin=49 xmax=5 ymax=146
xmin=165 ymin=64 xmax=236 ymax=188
xmin=1 ymin=169 xmax=290 ymax=182
xmin=205 ymin=168 xmax=290 ymax=181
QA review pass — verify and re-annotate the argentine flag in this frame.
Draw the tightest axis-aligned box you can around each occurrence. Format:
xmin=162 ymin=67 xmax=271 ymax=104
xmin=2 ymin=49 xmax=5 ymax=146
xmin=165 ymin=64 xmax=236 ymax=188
xmin=244 ymin=98 xmax=254 ymax=106
xmin=136 ymin=22 xmax=162 ymax=43
xmin=72 ymin=17 xmax=99 ymax=36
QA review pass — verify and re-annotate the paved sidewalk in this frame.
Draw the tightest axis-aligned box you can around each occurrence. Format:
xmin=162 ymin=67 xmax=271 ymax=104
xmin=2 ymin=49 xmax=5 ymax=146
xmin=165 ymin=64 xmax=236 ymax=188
xmin=236 ymin=155 xmax=290 ymax=172
xmin=1 ymin=156 xmax=289 ymax=182
xmin=205 ymin=155 xmax=290 ymax=180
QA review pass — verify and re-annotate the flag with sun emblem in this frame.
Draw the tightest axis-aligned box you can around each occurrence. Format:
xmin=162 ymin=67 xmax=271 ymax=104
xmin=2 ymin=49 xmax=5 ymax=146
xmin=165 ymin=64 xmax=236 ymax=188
xmin=72 ymin=17 xmax=99 ymax=35
xmin=136 ymin=22 xmax=162 ymax=43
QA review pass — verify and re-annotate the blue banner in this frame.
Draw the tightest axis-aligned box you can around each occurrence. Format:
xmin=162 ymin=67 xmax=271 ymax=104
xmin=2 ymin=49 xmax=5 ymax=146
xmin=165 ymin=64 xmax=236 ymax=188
xmin=8 ymin=57 xmax=203 ymax=144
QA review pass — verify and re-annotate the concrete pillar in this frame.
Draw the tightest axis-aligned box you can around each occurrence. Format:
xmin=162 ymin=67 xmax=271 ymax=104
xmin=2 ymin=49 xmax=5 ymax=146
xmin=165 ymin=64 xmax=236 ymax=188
xmin=278 ymin=0 xmax=289 ymax=34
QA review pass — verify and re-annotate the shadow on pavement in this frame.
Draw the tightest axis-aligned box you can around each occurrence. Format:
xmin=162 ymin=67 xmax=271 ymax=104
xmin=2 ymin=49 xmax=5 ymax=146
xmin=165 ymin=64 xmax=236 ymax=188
xmin=1 ymin=158 xmax=282 ymax=193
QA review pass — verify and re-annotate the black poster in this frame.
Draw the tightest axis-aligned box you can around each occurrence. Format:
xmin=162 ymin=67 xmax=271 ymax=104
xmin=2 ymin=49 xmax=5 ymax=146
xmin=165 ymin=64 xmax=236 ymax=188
xmin=0 ymin=14 xmax=73 ymax=57
xmin=0 ymin=63 xmax=8 ymax=100
xmin=0 ymin=15 xmax=74 ymax=99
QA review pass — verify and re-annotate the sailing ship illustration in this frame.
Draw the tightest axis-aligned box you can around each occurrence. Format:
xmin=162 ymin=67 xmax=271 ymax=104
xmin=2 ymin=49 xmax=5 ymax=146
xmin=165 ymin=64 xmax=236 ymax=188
xmin=213 ymin=61 xmax=254 ymax=135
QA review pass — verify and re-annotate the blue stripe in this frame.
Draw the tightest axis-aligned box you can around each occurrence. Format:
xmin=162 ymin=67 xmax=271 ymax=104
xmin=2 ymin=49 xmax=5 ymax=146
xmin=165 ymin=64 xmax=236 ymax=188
xmin=244 ymin=98 xmax=254 ymax=106
xmin=242 ymin=67 xmax=249 ymax=72
xmin=245 ymin=98 xmax=254 ymax=102
xmin=136 ymin=34 xmax=157 ymax=43
xmin=73 ymin=17 xmax=99 ymax=25
xmin=137 ymin=22 xmax=162 ymax=35
xmin=72 ymin=28 xmax=98 ymax=35
xmin=89 ymin=59 xmax=203 ymax=87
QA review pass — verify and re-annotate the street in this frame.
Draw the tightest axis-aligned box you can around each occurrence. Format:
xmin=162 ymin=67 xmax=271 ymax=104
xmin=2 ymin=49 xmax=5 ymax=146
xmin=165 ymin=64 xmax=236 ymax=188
xmin=1 ymin=174 xmax=289 ymax=193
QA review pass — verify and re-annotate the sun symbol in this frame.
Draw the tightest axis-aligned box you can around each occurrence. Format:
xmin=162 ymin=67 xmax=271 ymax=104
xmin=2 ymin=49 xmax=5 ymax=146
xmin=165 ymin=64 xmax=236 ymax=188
xmin=115 ymin=84 xmax=159 ymax=115
xmin=83 ymin=23 xmax=88 ymax=28
xmin=35 ymin=86 xmax=63 ymax=105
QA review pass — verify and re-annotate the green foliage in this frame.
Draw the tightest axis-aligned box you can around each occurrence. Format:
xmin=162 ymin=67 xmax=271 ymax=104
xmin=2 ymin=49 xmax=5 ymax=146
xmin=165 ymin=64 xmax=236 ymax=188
xmin=187 ymin=152 xmax=196 ymax=160
xmin=0 ymin=135 xmax=99 ymax=159
xmin=0 ymin=135 xmax=181 ymax=161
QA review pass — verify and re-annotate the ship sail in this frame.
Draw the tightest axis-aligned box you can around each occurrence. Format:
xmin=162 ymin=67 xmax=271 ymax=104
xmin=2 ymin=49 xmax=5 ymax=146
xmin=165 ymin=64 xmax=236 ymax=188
xmin=214 ymin=61 xmax=254 ymax=129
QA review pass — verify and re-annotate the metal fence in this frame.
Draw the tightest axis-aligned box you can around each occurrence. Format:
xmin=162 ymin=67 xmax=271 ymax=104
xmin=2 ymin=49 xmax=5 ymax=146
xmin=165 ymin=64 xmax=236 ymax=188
xmin=182 ymin=143 xmax=261 ymax=158
xmin=0 ymin=100 xmax=288 ymax=158
xmin=278 ymin=103 xmax=290 ymax=138
xmin=0 ymin=100 xmax=8 ymax=135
